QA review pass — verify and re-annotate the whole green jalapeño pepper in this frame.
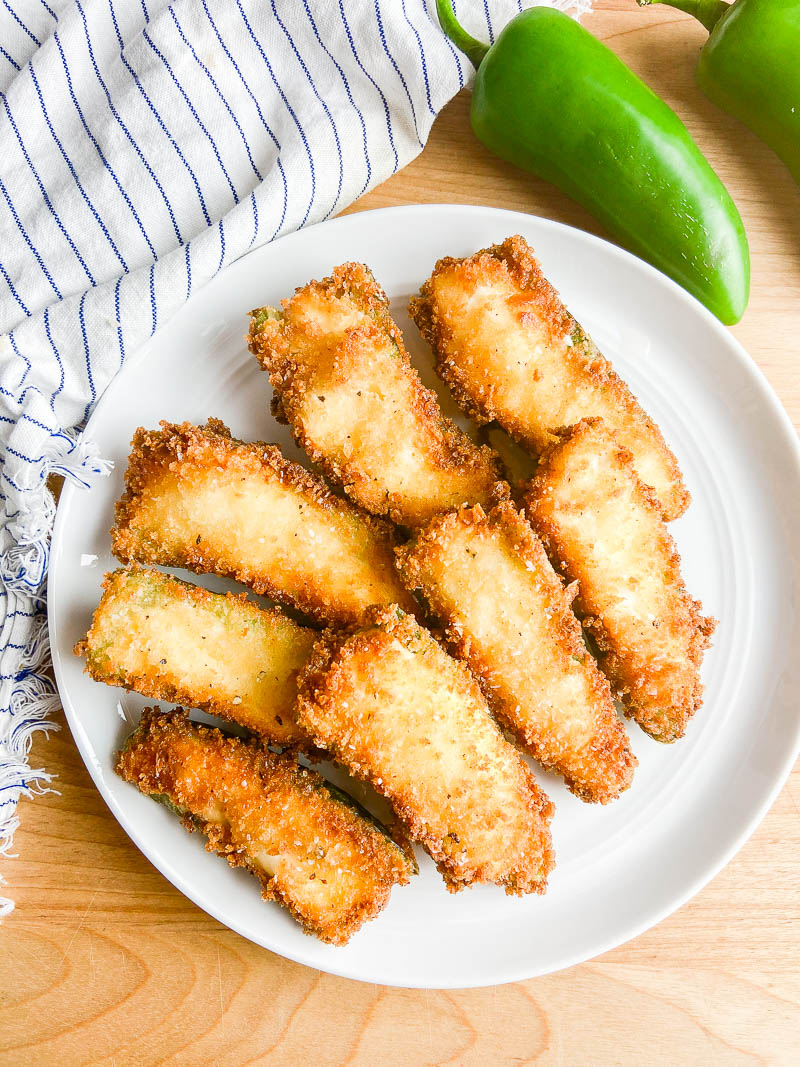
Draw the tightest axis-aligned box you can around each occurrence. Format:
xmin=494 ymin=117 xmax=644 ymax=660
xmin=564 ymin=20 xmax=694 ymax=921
xmin=436 ymin=1 xmax=750 ymax=324
xmin=641 ymin=0 xmax=800 ymax=186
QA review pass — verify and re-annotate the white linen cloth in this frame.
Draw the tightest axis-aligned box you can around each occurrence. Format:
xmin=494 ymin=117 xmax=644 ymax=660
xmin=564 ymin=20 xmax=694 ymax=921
xmin=0 ymin=0 xmax=590 ymax=912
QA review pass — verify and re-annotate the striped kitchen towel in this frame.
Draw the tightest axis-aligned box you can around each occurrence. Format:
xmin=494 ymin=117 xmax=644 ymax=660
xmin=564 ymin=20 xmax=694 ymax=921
xmin=0 ymin=0 xmax=590 ymax=912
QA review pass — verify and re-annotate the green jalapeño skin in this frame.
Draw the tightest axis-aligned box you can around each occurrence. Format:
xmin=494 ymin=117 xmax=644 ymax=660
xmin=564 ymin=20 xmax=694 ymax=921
xmin=643 ymin=0 xmax=800 ymax=186
xmin=436 ymin=1 xmax=750 ymax=325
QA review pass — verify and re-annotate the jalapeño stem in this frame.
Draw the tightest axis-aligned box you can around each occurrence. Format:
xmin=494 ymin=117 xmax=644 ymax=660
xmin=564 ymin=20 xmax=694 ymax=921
xmin=435 ymin=0 xmax=491 ymax=69
xmin=637 ymin=0 xmax=730 ymax=33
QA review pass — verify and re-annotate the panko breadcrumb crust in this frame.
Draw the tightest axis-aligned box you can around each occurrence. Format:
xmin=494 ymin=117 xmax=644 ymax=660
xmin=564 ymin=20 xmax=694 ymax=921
xmin=111 ymin=418 xmax=416 ymax=627
xmin=248 ymin=262 xmax=509 ymax=528
xmin=410 ymin=235 xmax=689 ymax=521
xmin=295 ymin=606 xmax=555 ymax=895
xmin=75 ymin=566 xmax=314 ymax=747
xmin=396 ymin=502 xmax=636 ymax=803
xmin=116 ymin=709 xmax=414 ymax=945
xmin=525 ymin=418 xmax=716 ymax=742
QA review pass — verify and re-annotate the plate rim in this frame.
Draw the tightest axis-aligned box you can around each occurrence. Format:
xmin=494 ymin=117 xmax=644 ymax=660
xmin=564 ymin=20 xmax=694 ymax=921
xmin=48 ymin=203 xmax=800 ymax=988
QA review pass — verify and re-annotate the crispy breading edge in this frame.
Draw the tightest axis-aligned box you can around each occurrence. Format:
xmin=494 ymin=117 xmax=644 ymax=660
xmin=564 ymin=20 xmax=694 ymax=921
xmin=116 ymin=708 xmax=414 ymax=945
xmin=395 ymin=502 xmax=636 ymax=804
xmin=409 ymin=235 xmax=690 ymax=521
xmin=110 ymin=417 xmax=416 ymax=625
xmin=524 ymin=418 xmax=716 ymax=742
xmin=295 ymin=605 xmax=555 ymax=895
xmin=74 ymin=565 xmax=312 ymax=748
xmin=247 ymin=262 xmax=509 ymax=526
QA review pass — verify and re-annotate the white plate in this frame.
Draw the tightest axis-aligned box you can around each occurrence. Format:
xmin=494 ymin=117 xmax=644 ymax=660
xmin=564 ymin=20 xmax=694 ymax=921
xmin=48 ymin=205 xmax=800 ymax=988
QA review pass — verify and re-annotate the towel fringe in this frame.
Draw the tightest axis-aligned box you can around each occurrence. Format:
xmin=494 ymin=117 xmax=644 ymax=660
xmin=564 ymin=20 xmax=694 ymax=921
xmin=0 ymin=432 xmax=107 ymax=917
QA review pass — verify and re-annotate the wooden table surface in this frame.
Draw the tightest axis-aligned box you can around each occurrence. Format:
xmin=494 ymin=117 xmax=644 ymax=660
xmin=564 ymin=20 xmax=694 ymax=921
xmin=2 ymin=4 xmax=799 ymax=1064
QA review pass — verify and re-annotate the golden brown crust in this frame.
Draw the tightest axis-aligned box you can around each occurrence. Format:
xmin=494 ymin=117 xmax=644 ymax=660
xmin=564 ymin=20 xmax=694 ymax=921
xmin=111 ymin=418 xmax=416 ymax=627
xmin=75 ymin=565 xmax=315 ymax=747
xmin=396 ymin=502 xmax=635 ymax=803
xmin=525 ymin=418 xmax=715 ymax=742
xmin=116 ymin=708 xmax=414 ymax=945
xmin=295 ymin=606 xmax=555 ymax=895
xmin=410 ymin=236 xmax=689 ymax=521
xmin=248 ymin=263 xmax=509 ymax=528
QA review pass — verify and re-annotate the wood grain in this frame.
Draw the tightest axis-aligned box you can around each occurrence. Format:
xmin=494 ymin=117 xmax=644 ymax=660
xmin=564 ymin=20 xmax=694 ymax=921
xmin=2 ymin=5 xmax=799 ymax=1064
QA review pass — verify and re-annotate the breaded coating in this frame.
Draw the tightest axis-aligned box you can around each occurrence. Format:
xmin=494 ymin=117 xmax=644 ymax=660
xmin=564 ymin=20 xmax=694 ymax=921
xmin=397 ymin=503 xmax=635 ymax=803
xmin=111 ymin=419 xmax=415 ymax=628
xmin=116 ymin=709 xmax=414 ymax=945
xmin=410 ymin=235 xmax=689 ymax=521
xmin=248 ymin=262 xmax=508 ymax=528
xmin=525 ymin=419 xmax=716 ymax=742
xmin=295 ymin=606 xmax=555 ymax=894
xmin=75 ymin=567 xmax=315 ymax=747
